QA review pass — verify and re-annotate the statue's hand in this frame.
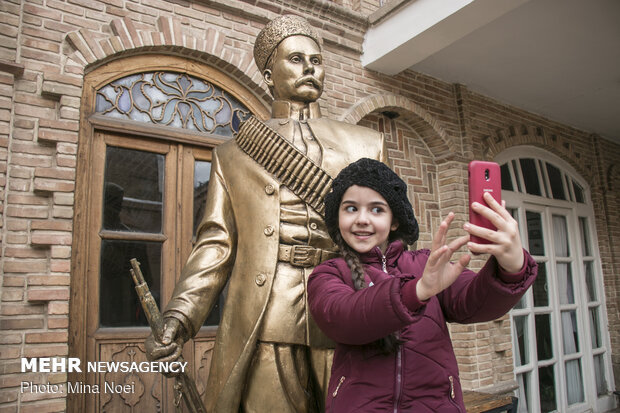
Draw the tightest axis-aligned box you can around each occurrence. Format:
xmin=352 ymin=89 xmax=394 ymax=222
xmin=145 ymin=318 xmax=185 ymax=377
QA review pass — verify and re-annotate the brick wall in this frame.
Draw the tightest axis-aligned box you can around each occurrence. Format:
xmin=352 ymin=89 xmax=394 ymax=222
xmin=595 ymin=136 xmax=620 ymax=390
xmin=0 ymin=0 xmax=618 ymax=411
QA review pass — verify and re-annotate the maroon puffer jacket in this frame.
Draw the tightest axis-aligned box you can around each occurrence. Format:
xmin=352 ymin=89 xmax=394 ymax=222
xmin=308 ymin=241 xmax=537 ymax=413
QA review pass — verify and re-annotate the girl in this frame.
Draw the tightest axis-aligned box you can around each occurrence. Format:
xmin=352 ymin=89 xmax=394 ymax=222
xmin=308 ymin=158 xmax=537 ymax=412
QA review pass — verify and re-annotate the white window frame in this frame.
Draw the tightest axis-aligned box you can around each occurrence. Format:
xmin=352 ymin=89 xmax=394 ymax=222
xmin=496 ymin=146 xmax=615 ymax=413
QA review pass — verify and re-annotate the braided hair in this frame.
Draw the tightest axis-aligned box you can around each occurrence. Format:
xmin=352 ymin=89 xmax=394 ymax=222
xmin=334 ymin=232 xmax=366 ymax=290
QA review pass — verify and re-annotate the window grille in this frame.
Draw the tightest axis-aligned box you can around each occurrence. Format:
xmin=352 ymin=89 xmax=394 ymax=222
xmin=95 ymin=72 xmax=251 ymax=137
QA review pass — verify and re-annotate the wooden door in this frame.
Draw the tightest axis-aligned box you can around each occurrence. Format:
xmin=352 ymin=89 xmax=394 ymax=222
xmin=84 ymin=131 xmax=216 ymax=412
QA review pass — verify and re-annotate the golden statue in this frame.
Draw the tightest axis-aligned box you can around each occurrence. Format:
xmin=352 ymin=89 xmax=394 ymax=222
xmin=146 ymin=15 xmax=386 ymax=412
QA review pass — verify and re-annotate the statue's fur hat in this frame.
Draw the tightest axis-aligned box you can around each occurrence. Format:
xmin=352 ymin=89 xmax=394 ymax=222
xmin=253 ymin=15 xmax=321 ymax=72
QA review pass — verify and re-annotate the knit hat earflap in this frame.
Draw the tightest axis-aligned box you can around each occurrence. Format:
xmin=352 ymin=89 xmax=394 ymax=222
xmin=325 ymin=158 xmax=419 ymax=245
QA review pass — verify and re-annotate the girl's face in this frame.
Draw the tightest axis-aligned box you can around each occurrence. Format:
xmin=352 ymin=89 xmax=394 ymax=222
xmin=338 ymin=185 xmax=399 ymax=254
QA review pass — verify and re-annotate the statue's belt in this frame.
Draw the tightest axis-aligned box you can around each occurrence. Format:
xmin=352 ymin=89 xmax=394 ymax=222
xmin=278 ymin=244 xmax=339 ymax=267
xmin=235 ymin=116 xmax=333 ymax=216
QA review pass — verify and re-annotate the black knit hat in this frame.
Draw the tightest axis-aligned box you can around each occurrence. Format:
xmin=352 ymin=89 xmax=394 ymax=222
xmin=325 ymin=158 xmax=419 ymax=245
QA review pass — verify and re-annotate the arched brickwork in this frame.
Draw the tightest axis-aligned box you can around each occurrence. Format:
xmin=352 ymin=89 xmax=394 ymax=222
xmin=341 ymin=93 xmax=457 ymax=161
xmin=60 ymin=16 xmax=271 ymax=105
xmin=356 ymin=114 xmax=442 ymax=247
xmin=481 ymin=125 xmax=594 ymax=186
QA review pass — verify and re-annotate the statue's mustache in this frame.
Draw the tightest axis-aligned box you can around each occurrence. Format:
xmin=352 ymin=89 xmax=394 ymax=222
xmin=295 ymin=76 xmax=322 ymax=88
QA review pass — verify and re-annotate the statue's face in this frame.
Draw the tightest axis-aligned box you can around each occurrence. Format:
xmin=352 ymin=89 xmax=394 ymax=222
xmin=264 ymin=35 xmax=324 ymax=103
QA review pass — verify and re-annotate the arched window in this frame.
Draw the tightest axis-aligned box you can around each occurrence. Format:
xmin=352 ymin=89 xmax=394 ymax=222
xmin=497 ymin=147 xmax=614 ymax=412
xmin=70 ymin=55 xmax=268 ymax=412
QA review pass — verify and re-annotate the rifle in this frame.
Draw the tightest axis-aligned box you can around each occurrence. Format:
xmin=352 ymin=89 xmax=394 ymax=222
xmin=130 ymin=258 xmax=207 ymax=413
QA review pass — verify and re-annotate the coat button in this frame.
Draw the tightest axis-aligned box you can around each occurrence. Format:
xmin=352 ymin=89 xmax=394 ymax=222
xmin=265 ymin=184 xmax=275 ymax=195
xmin=264 ymin=225 xmax=274 ymax=236
xmin=309 ymin=222 xmax=318 ymax=230
xmin=255 ymin=274 xmax=267 ymax=286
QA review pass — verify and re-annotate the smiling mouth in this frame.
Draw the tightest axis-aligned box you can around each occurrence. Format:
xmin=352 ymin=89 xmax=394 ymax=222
xmin=353 ymin=231 xmax=373 ymax=237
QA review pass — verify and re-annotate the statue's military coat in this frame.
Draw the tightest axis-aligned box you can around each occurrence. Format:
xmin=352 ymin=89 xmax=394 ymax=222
xmin=164 ymin=117 xmax=386 ymax=412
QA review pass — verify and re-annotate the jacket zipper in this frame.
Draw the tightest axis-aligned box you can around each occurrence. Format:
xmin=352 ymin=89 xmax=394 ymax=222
xmin=381 ymin=251 xmax=402 ymax=413
xmin=393 ymin=332 xmax=402 ymax=413
xmin=449 ymin=375 xmax=455 ymax=399
xmin=332 ymin=376 xmax=345 ymax=397
xmin=448 ymin=375 xmax=464 ymax=412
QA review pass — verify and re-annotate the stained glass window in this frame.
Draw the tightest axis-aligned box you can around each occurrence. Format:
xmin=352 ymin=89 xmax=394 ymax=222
xmin=96 ymin=72 xmax=251 ymax=137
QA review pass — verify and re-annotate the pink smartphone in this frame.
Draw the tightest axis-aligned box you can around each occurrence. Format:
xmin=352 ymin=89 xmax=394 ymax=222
xmin=468 ymin=161 xmax=501 ymax=244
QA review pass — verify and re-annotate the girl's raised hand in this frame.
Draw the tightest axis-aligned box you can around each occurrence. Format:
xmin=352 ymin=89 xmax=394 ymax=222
xmin=464 ymin=191 xmax=524 ymax=273
xmin=416 ymin=212 xmax=470 ymax=302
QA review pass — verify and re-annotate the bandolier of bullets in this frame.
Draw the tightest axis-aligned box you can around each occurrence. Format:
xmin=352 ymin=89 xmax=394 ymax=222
xmin=235 ymin=116 xmax=333 ymax=216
